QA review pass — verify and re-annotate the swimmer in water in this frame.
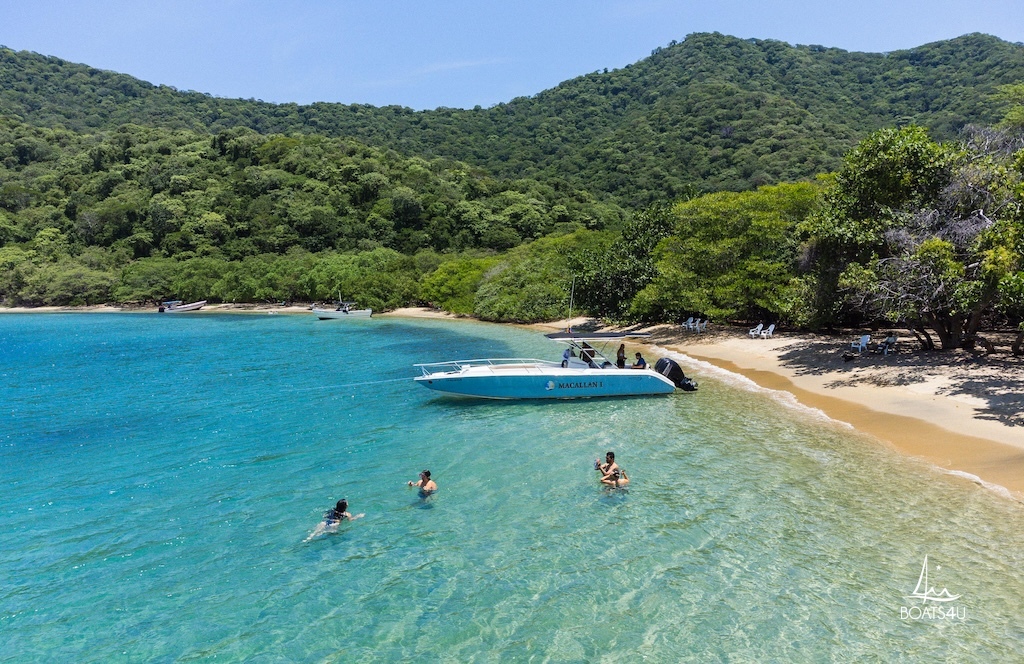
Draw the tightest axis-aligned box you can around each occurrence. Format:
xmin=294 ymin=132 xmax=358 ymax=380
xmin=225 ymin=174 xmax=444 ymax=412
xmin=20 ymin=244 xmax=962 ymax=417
xmin=601 ymin=467 xmax=629 ymax=488
xmin=595 ymin=451 xmax=619 ymax=476
xmin=408 ymin=469 xmax=437 ymax=496
xmin=304 ymin=498 xmax=364 ymax=542
xmin=325 ymin=499 xmax=352 ymax=524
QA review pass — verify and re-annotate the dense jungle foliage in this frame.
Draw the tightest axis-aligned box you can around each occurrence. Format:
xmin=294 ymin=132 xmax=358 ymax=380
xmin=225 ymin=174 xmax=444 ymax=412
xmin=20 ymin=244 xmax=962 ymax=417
xmin=3 ymin=32 xmax=1024 ymax=204
xmin=0 ymin=118 xmax=621 ymax=310
xmin=1 ymin=33 xmax=1022 ymax=348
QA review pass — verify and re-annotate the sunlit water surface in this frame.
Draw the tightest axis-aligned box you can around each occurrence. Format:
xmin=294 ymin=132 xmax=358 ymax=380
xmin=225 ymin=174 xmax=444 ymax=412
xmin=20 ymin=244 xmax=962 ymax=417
xmin=2 ymin=313 xmax=1023 ymax=662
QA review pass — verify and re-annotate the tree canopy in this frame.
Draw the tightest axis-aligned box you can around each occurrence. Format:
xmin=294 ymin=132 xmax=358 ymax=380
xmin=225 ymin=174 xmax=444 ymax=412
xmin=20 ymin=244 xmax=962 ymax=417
xmin=2 ymin=33 xmax=1023 ymax=203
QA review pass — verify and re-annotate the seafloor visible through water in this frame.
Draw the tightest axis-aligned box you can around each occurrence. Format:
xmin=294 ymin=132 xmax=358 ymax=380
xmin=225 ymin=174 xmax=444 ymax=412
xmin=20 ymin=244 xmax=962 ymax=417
xmin=2 ymin=313 xmax=1023 ymax=661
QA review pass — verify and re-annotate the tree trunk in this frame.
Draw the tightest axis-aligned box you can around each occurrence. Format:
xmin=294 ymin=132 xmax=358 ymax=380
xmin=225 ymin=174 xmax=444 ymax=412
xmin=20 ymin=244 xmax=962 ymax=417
xmin=912 ymin=325 xmax=935 ymax=350
xmin=1013 ymin=330 xmax=1024 ymax=356
xmin=923 ymin=312 xmax=968 ymax=350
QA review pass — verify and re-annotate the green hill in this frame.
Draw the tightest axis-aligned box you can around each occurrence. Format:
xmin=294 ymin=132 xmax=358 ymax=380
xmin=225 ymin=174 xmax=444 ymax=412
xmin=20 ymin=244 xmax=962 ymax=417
xmin=3 ymin=32 xmax=1023 ymax=204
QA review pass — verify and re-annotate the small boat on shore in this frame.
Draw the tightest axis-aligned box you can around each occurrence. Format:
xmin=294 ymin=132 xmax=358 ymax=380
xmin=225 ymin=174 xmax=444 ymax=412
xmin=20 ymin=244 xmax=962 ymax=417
xmin=414 ymin=332 xmax=696 ymax=399
xmin=311 ymin=302 xmax=372 ymax=320
xmin=159 ymin=300 xmax=207 ymax=312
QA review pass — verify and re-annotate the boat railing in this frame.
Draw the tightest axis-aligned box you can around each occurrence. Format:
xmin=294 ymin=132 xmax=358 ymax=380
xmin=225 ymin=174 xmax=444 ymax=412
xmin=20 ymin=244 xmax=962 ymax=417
xmin=414 ymin=358 xmax=558 ymax=376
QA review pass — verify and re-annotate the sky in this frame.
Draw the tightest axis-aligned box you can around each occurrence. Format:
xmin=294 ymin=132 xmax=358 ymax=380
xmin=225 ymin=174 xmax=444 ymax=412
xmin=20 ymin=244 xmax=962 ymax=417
xmin=1 ymin=1 xmax=1022 ymax=111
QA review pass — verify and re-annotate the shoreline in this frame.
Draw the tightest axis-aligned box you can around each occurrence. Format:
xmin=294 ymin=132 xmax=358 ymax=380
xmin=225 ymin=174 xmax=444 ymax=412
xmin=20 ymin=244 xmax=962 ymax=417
xmin=7 ymin=304 xmax=1022 ymax=498
xmin=651 ymin=328 xmax=1024 ymax=499
xmin=525 ymin=315 xmax=1024 ymax=499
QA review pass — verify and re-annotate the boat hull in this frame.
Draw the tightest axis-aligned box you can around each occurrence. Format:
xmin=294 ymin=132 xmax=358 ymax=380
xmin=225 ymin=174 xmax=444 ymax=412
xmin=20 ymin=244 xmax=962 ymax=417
xmin=162 ymin=300 xmax=206 ymax=312
xmin=414 ymin=366 xmax=676 ymax=399
xmin=312 ymin=308 xmax=372 ymax=319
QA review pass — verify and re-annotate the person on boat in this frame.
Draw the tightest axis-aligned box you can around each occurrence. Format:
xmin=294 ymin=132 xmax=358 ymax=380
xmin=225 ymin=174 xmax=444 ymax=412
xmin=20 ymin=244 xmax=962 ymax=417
xmin=562 ymin=347 xmax=576 ymax=368
xmin=631 ymin=352 xmax=647 ymax=369
xmin=601 ymin=467 xmax=629 ymax=488
xmin=408 ymin=470 xmax=438 ymax=496
xmin=616 ymin=344 xmax=627 ymax=369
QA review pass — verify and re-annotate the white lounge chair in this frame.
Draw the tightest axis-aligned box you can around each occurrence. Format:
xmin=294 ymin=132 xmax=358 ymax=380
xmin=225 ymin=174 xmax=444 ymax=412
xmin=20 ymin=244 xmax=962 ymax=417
xmin=851 ymin=334 xmax=870 ymax=352
xmin=682 ymin=317 xmax=695 ymax=331
xmin=748 ymin=323 xmax=763 ymax=338
xmin=697 ymin=319 xmax=708 ymax=333
xmin=760 ymin=323 xmax=775 ymax=339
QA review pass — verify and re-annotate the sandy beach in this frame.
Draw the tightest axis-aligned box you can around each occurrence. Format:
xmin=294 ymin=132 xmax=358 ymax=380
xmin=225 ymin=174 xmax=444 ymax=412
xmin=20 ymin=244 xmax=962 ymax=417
xmin=516 ymin=314 xmax=1024 ymax=499
xmin=645 ymin=325 xmax=1024 ymax=498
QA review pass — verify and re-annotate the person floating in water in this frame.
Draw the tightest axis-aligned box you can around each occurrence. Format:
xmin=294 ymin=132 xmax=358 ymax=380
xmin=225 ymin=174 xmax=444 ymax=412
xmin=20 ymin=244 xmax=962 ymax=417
xmin=408 ymin=469 xmax=438 ymax=496
xmin=304 ymin=498 xmax=363 ymax=541
xmin=601 ymin=467 xmax=629 ymax=488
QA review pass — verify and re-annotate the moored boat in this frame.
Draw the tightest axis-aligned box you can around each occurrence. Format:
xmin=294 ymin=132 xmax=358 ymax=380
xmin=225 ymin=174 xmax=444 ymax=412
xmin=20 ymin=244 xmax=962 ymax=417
xmin=159 ymin=300 xmax=207 ymax=312
xmin=414 ymin=332 xmax=696 ymax=399
xmin=311 ymin=302 xmax=372 ymax=319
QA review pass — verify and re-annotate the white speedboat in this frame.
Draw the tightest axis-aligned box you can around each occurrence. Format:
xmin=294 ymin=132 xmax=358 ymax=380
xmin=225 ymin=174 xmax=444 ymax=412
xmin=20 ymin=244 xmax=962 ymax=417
xmin=159 ymin=300 xmax=207 ymax=312
xmin=311 ymin=303 xmax=372 ymax=319
xmin=414 ymin=332 xmax=696 ymax=399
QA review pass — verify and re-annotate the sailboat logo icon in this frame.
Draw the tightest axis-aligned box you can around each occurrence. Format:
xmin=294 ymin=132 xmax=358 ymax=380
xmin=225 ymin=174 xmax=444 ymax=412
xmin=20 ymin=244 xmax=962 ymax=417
xmin=905 ymin=556 xmax=961 ymax=604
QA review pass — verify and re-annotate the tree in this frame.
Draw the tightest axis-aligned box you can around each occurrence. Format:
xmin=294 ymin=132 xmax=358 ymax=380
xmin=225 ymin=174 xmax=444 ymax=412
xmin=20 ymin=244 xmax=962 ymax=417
xmin=802 ymin=124 xmax=1024 ymax=349
xmin=566 ymin=204 xmax=675 ymax=321
xmin=994 ymin=82 xmax=1024 ymax=130
xmin=633 ymin=182 xmax=818 ymax=323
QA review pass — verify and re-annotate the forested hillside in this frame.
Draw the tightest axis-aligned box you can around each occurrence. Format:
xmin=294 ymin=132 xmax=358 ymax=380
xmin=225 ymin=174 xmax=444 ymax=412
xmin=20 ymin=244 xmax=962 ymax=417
xmin=1 ymin=31 xmax=1022 ymax=347
xmin=0 ymin=116 xmax=625 ymax=308
xmin=3 ymin=33 xmax=1023 ymax=203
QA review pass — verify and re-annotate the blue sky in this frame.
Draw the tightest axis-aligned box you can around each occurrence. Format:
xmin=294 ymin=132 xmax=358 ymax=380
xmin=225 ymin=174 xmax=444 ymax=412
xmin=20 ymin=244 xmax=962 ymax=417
xmin=1 ymin=0 xmax=1022 ymax=110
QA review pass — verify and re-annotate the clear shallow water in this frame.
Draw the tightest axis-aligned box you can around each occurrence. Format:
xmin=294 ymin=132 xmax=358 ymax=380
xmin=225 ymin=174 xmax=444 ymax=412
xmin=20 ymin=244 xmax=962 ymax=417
xmin=2 ymin=313 xmax=1024 ymax=662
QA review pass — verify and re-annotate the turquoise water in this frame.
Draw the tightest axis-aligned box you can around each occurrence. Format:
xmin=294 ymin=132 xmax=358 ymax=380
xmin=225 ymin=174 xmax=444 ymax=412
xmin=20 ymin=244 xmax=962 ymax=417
xmin=2 ymin=313 xmax=1024 ymax=662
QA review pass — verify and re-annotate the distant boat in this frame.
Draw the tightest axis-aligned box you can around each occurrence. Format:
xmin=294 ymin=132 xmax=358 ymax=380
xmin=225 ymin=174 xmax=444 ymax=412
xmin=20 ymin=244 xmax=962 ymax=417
xmin=413 ymin=331 xmax=696 ymax=400
xmin=311 ymin=302 xmax=372 ymax=319
xmin=159 ymin=300 xmax=207 ymax=312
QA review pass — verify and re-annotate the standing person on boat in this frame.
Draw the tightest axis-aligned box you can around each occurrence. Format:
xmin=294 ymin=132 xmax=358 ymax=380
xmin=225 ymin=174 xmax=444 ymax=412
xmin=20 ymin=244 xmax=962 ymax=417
xmin=562 ymin=346 xmax=575 ymax=368
xmin=408 ymin=470 xmax=438 ymax=496
xmin=631 ymin=352 xmax=647 ymax=369
xmin=616 ymin=344 xmax=627 ymax=369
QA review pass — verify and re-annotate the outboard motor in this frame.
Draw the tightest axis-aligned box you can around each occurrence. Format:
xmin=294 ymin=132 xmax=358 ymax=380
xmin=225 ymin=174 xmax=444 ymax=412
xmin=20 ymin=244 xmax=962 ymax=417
xmin=654 ymin=357 xmax=697 ymax=392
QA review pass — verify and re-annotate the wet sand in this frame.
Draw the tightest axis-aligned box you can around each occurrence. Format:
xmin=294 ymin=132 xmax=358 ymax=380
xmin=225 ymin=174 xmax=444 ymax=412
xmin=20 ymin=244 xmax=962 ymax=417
xmin=526 ymin=316 xmax=1024 ymax=498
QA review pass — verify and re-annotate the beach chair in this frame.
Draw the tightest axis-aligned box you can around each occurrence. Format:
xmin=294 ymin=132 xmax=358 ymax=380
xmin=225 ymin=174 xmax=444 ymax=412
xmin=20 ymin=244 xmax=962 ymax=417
xmin=748 ymin=323 xmax=763 ymax=338
xmin=697 ymin=319 xmax=708 ymax=333
xmin=689 ymin=318 xmax=703 ymax=332
xmin=682 ymin=317 xmax=695 ymax=331
xmin=760 ymin=323 xmax=776 ymax=339
xmin=851 ymin=334 xmax=870 ymax=352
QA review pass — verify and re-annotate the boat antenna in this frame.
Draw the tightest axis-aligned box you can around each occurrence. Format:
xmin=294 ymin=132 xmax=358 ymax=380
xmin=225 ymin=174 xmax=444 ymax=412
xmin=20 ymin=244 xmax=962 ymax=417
xmin=567 ymin=276 xmax=576 ymax=333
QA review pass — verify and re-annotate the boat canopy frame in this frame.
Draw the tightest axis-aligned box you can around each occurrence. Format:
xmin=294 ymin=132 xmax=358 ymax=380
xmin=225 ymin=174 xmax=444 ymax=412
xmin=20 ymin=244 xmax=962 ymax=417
xmin=544 ymin=331 xmax=651 ymax=368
